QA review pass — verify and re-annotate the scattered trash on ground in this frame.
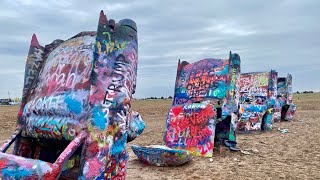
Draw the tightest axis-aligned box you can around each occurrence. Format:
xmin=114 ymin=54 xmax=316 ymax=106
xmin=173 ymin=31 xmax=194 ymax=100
xmin=278 ymin=128 xmax=289 ymax=133
xmin=240 ymin=148 xmax=259 ymax=155
xmin=209 ymin=158 xmax=213 ymax=162
xmin=240 ymin=150 xmax=251 ymax=155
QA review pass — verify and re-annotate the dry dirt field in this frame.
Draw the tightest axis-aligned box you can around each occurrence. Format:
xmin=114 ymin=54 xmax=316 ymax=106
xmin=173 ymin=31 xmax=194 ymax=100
xmin=0 ymin=93 xmax=319 ymax=180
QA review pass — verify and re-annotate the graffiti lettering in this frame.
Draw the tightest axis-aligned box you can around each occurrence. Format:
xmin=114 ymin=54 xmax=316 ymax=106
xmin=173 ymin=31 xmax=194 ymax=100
xmin=165 ymin=104 xmax=216 ymax=156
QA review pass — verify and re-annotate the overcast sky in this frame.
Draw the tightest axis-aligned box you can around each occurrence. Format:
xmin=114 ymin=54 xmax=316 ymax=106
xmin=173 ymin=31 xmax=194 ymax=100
xmin=0 ymin=0 xmax=319 ymax=99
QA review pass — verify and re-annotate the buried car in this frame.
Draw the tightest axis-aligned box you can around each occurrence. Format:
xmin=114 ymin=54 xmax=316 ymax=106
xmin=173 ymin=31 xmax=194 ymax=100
xmin=0 ymin=11 xmax=144 ymax=179
xmin=132 ymin=52 xmax=241 ymax=166
xmin=274 ymin=74 xmax=297 ymax=121
xmin=237 ymin=70 xmax=278 ymax=132
xmin=164 ymin=52 xmax=241 ymax=157
xmin=131 ymin=145 xmax=191 ymax=167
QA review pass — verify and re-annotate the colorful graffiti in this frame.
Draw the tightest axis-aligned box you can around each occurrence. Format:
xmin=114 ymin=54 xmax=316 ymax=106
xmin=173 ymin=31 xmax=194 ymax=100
xmin=131 ymin=145 xmax=191 ymax=167
xmin=238 ymin=104 xmax=267 ymax=131
xmin=127 ymin=111 xmax=145 ymax=142
xmin=173 ymin=58 xmax=230 ymax=104
xmin=265 ymin=70 xmax=278 ymax=130
xmin=237 ymin=70 xmax=278 ymax=132
xmin=238 ymin=72 xmax=270 ymax=98
xmin=284 ymin=104 xmax=297 ymax=121
xmin=165 ymin=102 xmax=216 ymax=157
xmin=81 ymin=11 xmax=139 ymax=180
xmin=274 ymin=74 xmax=297 ymax=121
xmin=286 ymin=74 xmax=293 ymax=105
xmin=274 ymin=77 xmax=286 ymax=120
xmin=164 ymin=52 xmax=241 ymax=157
xmin=0 ymin=10 xmax=143 ymax=179
xmin=22 ymin=35 xmax=95 ymax=141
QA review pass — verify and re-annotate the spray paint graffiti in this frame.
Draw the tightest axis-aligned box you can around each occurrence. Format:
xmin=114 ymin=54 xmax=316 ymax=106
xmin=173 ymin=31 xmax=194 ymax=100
xmin=127 ymin=111 xmax=145 ymax=142
xmin=237 ymin=70 xmax=278 ymax=132
xmin=0 ymin=10 xmax=143 ymax=179
xmin=173 ymin=58 xmax=230 ymax=104
xmin=21 ymin=36 xmax=95 ymax=141
xmin=274 ymin=74 xmax=297 ymax=121
xmin=164 ymin=52 xmax=241 ymax=157
xmin=131 ymin=145 xmax=191 ymax=167
xmin=274 ymin=77 xmax=286 ymax=120
xmin=165 ymin=102 xmax=216 ymax=157
xmin=81 ymin=11 xmax=139 ymax=180
xmin=16 ymin=34 xmax=45 ymax=123
xmin=238 ymin=72 xmax=269 ymax=97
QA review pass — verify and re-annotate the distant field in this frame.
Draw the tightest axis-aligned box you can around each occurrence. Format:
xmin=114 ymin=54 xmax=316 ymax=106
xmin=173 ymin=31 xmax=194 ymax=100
xmin=1 ymin=93 xmax=319 ymax=179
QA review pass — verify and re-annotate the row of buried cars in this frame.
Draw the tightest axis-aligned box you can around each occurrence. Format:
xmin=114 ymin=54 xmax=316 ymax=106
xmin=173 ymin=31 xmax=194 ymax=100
xmin=131 ymin=51 xmax=297 ymax=167
xmin=0 ymin=11 xmax=296 ymax=179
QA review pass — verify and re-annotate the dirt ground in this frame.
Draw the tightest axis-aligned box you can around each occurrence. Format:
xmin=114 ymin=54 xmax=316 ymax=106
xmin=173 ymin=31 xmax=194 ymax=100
xmin=0 ymin=93 xmax=319 ymax=179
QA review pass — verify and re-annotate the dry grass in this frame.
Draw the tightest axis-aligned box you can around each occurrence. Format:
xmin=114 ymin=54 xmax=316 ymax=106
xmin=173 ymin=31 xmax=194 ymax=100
xmin=1 ymin=93 xmax=319 ymax=179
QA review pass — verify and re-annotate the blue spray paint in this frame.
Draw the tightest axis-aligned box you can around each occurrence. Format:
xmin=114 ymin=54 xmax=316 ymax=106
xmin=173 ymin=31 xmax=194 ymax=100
xmin=65 ymin=95 xmax=82 ymax=115
xmin=92 ymin=106 xmax=106 ymax=130
xmin=216 ymin=65 xmax=229 ymax=76
xmin=111 ymin=133 xmax=127 ymax=155
xmin=2 ymin=167 xmax=32 ymax=179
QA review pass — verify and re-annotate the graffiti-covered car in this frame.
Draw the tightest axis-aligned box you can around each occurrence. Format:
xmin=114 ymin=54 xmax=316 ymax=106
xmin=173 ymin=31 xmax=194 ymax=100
xmin=131 ymin=145 xmax=191 ymax=167
xmin=164 ymin=52 xmax=241 ymax=157
xmin=274 ymin=74 xmax=297 ymax=121
xmin=0 ymin=11 xmax=144 ymax=179
xmin=237 ymin=70 xmax=278 ymax=132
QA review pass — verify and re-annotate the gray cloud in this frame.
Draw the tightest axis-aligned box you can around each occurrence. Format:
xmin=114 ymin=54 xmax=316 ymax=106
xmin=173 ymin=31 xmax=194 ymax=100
xmin=0 ymin=0 xmax=319 ymax=98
